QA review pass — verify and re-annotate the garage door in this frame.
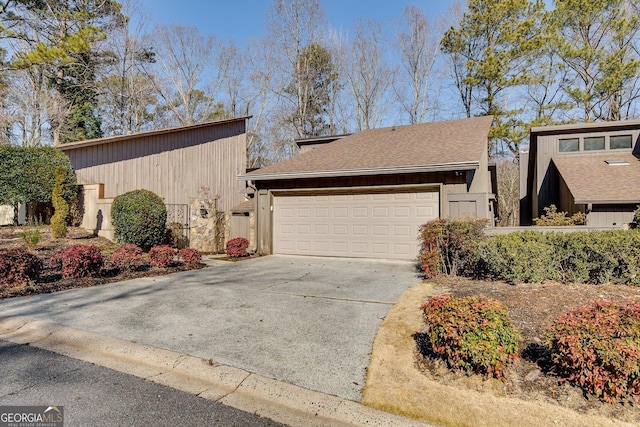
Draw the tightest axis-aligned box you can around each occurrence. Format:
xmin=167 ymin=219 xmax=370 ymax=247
xmin=273 ymin=190 xmax=439 ymax=260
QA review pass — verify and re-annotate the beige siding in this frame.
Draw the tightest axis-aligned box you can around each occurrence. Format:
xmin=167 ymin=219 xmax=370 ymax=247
xmin=65 ymin=121 xmax=246 ymax=213
xmin=587 ymin=205 xmax=636 ymax=227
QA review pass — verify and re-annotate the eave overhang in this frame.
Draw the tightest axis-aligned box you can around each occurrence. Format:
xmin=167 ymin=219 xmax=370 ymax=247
xmin=239 ymin=161 xmax=480 ymax=182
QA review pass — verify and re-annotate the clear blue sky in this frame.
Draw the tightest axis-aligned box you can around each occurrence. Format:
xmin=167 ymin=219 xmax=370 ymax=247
xmin=137 ymin=0 xmax=456 ymax=46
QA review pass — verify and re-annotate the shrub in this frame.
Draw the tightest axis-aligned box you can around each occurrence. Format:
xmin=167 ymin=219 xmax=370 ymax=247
xmin=20 ymin=228 xmax=41 ymax=250
xmin=476 ymin=232 xmax=561 ymax=284
xmin=421 ymin=294 xmax=521 ymax=380
xmin=475 ymin=230 xmax=640 ymax=285
xmin=226 ymin=237 xmax=249 ymax=258
xmin=149 ymin=245 xmax=176 ymax=268
xmin=111 ymin=190 xmax=167 ymax=251
xmin=110 ymin=243 xmax=148 ymax=271
xmin=533 ymin=204 xmax=585 ymax=226
xmin=632 ymin=206 xmax=640 ymax=229
xmin=179 ymin=247 xmax=202 ymax=265
xmin=418 ymin=218 xmax=486 ymax=277
xmin=50 ymin=166 xmax=69 ymax=238
xmin=545 ymin=300 xmax=640 ymax=404
xmin=49 ymin=245 xmax=104 ymax=278
xmin=0 ymin=247 xmax=43 ymax=287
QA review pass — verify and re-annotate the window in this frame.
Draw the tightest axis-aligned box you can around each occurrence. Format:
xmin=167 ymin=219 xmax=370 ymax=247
xmin=584 ymin=136 xmax=605 ymax=151
xmin=559 ymin=138 xmax=579 ymax=152
xmin=610 ymin=135 xmax=632 ymax=149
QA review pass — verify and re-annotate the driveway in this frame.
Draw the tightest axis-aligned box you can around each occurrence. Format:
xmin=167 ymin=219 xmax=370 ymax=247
xmin=0 ymin=255 xmax=421 ymax=401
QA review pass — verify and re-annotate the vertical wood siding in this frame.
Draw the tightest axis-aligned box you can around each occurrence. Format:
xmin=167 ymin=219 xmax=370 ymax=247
xmin=65 ymin=121 xmax=246 ymax=212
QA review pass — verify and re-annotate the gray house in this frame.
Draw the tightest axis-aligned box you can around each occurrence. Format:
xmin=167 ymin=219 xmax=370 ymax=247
xmin=241 ymin=116 xmax=497 ymax=260
xmin=520 ymin=120 xmax=640 ymax=227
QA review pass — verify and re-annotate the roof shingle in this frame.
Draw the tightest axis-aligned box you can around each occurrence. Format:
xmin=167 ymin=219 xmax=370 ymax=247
xmin=246 ymin=116 xmax=493 ymax=179
xmin=552 ymin=153 xmax=640 ymax=203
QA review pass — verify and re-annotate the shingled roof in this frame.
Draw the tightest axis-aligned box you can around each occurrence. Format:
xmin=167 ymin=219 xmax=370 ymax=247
xmin=553 ymin=153 xmax=640 ymax=203
xmin=244 ymin=116 xmax=493 ymax=180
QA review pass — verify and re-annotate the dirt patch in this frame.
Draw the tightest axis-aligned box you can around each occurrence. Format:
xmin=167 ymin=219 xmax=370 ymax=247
xmin=363 ymin=277 xmax=640 ymax=427
xmin=0 ymin=226 xmax=204 ymax=300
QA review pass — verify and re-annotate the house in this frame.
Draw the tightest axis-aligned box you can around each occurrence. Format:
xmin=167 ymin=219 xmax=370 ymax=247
xmin=520 ymin=120 xmax=640 ymax=227
xmin=241 ymin=116 xmax=497 ymax=260
xmin=58 ymin=116 xmax=249 ymax=249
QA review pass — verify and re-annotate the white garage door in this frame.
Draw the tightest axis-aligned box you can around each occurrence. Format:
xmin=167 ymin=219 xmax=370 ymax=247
xmin=273 ymin=190 xmax=439 ymax=260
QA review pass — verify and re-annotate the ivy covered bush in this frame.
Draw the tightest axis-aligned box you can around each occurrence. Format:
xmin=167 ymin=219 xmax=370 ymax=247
xmin=49 ymin=245 xmax=104 ymax=278
xmin=0 ymin=247 xmax=43 ymax=287
xmin=226 ymin=237 xmax=249 ymax=258
xmin=0 ymin=146 xmax=76 ymax=216
xmin=149 ymin=245 xmax=176 ymax=268
xmin=110 ymin=243 xmax=148 ymax=272
xmin=420 ymin=294 xmax=521 ymax=379
xmin=545 ymin=300 xmax=640 ymax=404
xmin=111 ymin=189 xmax=167 ymax=251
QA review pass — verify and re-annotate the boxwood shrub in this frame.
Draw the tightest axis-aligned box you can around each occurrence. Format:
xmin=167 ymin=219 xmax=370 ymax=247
xmin=475 ymin=230 xmax=640 ymax=285
xmin=112 ymin=189 xmax=167 ymax=251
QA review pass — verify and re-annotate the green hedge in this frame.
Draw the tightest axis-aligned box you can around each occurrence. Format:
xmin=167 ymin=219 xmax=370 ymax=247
xmin=0 ymin=146 xmax=76 ymax=207
xmin=475 ymin=230 xmax=640 ymax=285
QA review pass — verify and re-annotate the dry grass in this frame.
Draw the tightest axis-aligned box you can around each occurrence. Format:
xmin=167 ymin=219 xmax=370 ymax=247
xmin=362 ymin=281 xmax=637 ymax=427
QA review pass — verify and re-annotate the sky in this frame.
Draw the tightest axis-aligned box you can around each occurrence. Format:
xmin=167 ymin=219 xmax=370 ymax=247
xmin=136 ymin=0 xmax=456 ymax=46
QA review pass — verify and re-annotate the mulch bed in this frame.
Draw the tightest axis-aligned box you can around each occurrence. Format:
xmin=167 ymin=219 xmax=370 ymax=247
xmin=0 ymin=226 xmax=205 ymax=300
xmin=415 ymin=276 xmax=640 ymax=423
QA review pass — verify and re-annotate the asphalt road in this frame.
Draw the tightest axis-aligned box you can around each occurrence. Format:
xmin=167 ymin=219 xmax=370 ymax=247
xmin=0 ymin=339 xmax=286 ymax=427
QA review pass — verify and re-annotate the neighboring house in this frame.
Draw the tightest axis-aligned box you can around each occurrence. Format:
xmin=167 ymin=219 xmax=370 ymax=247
xmin=520 ymin=120 xmax=640 ymax=227
xmin=241 ymin=116 xmax=497 ymax=260
xmin=58 ymin=117 xmax=249 ymax=244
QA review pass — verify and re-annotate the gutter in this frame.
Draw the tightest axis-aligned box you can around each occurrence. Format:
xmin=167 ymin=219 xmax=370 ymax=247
xmin=238 ymin=161 xmax=480 ymax=181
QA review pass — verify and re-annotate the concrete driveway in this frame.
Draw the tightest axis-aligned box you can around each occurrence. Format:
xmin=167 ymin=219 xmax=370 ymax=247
xmin=0 ymin=255 xmax=421 ymax=401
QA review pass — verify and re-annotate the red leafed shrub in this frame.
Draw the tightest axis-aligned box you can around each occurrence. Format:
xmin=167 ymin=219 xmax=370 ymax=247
xmin=418 ymin=218 xmax=486 ymax=278
xmin=421 ymin=294 xmax=521 ymax=380
xmin=544 ymin=300 xmax=640 ymax=404
xmin=49 ymin=245 xmax=104 ymax=278
xmin=179 ymin=247 xmax=202 ymax=265
xmin=0 ymin=247 xmax=43 ymax=287
xmin=226 ymin=237 xmax=249 ymax=258
xmin=149 ymin=245 xmax=176 ymax=268
xmin=110 ymin=244 xmax=148 ymax=271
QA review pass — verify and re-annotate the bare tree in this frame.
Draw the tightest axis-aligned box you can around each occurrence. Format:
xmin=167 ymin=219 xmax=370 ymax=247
xmin=267 ymin=0 xmax=331 ymax=148
xmin=98 ymin=0 xmax=157 ymax=135
xmin=142 ymin=24 xmax=220 ymax=126
xmin=496 ymin=159 xmax=520 ymax=226
xmin=394 ymin=6 xmax=442 ymax=124
xmin=338 ymin=18 xmax=392 ymax=131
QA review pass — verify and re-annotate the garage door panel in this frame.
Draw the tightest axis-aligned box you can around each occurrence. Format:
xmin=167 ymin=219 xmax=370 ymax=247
xmin=274 ymin=190 xmax=439 ymax=260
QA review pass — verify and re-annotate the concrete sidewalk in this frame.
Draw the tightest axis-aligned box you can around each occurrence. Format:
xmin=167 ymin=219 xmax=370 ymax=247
xmin=0 ymin=255 xmax=421 ymax=402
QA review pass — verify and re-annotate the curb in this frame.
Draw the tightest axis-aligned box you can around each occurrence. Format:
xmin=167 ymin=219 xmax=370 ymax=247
xmin=0 ymin=316 xmax=428 ymax=427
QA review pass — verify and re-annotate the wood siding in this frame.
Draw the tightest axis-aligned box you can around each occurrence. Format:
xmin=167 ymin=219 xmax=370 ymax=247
xmin=529 ymin=128 xmax=639 ymax=221
xmin=587 ymin=205 xmax=636 ymax=227
xmin=64 ymin=121 xmax=246 ymax=213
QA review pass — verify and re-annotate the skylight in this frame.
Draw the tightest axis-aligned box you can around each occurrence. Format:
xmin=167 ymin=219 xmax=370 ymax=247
xmin=605 ymin=159 xmax=630 ymax=166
